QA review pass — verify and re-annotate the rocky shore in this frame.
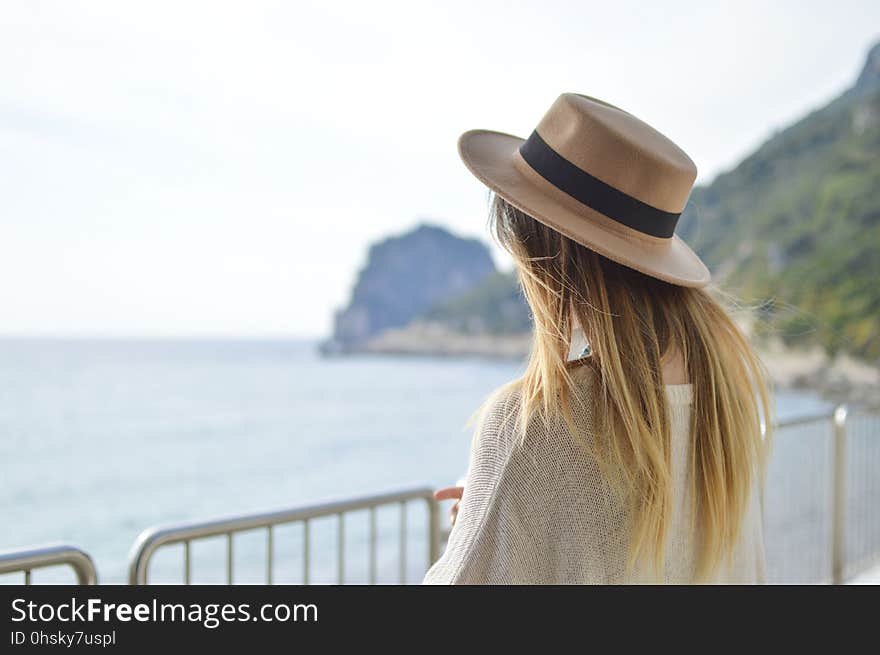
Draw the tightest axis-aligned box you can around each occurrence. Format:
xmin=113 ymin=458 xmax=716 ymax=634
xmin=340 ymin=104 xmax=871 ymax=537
xmin=758 ymin=338 xmax=880 ymax=410
xmin=337 ymin=322 xmax=880 ymax=411
xmin=355 ymin=322 xmax=532 ymax=360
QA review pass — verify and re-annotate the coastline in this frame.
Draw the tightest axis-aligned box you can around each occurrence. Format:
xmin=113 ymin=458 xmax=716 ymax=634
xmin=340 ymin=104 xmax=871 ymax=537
xmin=326 ymin=321 xmax=880 ymax=411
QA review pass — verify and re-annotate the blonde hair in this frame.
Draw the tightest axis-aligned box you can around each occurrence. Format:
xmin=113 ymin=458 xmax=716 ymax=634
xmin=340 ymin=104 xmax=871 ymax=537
xmin=488 ymin=195 xmax=772 ymax=581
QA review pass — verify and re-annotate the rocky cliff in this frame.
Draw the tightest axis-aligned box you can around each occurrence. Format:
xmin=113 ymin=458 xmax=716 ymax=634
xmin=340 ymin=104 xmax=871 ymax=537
xmin=322 ymin=224 xmax=495 ymax=352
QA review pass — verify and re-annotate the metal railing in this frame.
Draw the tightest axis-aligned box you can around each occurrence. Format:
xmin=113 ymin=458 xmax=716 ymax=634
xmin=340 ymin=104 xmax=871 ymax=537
xmin=127 ymin=486 xmax=440 ymax=585
xmin=764 ymin=405 xmax=880 ymax=583
xmin=3 ymin=406 xmax=878 ymax=585
xmin=0 ymin=543 xmax=97 ymax=585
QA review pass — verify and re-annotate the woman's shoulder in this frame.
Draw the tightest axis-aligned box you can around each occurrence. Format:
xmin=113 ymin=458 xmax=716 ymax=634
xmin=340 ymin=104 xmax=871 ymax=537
xmin=471 ymin=379 xmax=524 ymax=454
xmin=474 ymin=364 xmax=599 ymax=453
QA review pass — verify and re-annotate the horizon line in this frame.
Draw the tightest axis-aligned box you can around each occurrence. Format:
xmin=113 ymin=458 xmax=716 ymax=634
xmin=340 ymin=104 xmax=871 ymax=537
xmin=0 ymin=333 xmax=324 ymax=342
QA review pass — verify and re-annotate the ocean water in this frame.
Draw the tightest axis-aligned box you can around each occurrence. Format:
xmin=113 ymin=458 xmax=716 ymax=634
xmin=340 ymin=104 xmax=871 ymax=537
xmin=0 ymin=338 xmax=834 ymax=584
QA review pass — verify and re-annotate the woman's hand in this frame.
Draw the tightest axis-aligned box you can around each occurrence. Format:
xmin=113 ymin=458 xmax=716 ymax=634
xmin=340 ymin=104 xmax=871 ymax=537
xmin=433 ymin=486 xmax=464 ymax=527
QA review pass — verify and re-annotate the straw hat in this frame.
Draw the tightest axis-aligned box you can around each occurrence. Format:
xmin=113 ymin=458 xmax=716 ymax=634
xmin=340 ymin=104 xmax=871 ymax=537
xmin=458 ymin=94 xmax=710 ymax=287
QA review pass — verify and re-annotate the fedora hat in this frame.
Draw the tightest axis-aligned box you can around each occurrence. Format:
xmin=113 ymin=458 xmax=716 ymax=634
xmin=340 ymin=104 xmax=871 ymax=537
xmin=459 ymin=94 xmax=710 ymax=287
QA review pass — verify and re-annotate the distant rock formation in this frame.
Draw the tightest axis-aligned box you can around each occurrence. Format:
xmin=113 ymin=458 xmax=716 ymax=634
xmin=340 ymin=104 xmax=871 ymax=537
xmin=321 ymin=224 xmax=495 ymax=353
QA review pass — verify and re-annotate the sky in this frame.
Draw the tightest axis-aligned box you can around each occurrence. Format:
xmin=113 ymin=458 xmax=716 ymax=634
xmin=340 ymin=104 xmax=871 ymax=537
xmin=1 ymin=1 xmax=878 ymax=338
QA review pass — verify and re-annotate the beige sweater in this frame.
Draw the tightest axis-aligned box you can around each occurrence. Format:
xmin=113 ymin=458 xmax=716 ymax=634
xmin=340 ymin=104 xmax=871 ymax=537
xmin=423 ymin=370 xmax=765 ymax=584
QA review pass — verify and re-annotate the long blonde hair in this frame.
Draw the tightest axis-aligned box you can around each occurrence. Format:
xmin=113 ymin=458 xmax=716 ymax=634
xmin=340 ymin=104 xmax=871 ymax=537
xmin=488 ymin=195 xmax=772 ymax=581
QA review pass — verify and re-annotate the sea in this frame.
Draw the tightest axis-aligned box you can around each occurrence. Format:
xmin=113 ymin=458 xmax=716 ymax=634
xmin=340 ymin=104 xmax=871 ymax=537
xmin=0 ymin=338 xmax=852 ymax=584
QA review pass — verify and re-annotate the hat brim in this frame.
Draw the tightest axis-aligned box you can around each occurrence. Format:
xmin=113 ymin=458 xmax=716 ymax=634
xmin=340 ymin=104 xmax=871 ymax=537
xmin=459 ymin=129 xmax=711 ymax=288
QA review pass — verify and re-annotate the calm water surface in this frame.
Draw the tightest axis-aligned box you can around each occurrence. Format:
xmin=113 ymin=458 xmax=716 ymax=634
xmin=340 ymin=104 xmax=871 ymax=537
xmin=0 ymin=339 xmax=831 ymax=583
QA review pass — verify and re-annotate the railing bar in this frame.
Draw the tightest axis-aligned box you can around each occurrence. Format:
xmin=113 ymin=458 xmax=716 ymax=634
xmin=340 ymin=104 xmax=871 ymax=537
xmin=776 ymin=411 xmax=837 ymax=429
xmin=226 ymin=533 xmax=233 ymax=585
xmin=127 ymin=487 xmax=435 ymax=554
xmin=303 ymin=520 xmax=310 ymax=585
xmin=831 ymin=406 xmax=848 ymax=584
xmin=337 ymin=513 xmax=345 ymax=585
xmin=399 ymin=501 xmax=407 ymax=584
xmin=0 ymin=544 xmax=98 ymax=585
xmin=24 ymin=569 xmax=31 ymax=585
xmin=369 ymin=507 xmax=377 ymax=585
xmin=266 ymin=526 xmax=274 ymax=585
xmin=183 ymin=540 xmax=191 ymax=585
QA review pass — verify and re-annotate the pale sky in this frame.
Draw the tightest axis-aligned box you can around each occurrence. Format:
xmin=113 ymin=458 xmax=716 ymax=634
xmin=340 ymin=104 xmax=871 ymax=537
xmin=1 ymin=1 xmax=877 ymax=338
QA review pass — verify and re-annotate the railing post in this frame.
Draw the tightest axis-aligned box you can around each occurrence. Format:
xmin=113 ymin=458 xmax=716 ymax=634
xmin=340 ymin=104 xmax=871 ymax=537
xmin=831 ymin=405 xmax=848 ymax=584
xmin=427 ymin=497 xmax=441 ymax=565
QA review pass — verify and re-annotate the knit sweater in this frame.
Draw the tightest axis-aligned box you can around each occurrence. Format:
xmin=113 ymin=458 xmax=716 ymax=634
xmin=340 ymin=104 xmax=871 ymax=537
xmin=423 ymin=368 xmax=766 ymax=584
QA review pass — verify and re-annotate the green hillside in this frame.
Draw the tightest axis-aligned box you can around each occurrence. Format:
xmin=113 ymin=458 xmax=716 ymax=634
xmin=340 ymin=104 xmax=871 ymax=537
xmin=677 ymin=41 xmax=880 ymax=359
xmin=423 ymin=271 xmax=532 ymax=335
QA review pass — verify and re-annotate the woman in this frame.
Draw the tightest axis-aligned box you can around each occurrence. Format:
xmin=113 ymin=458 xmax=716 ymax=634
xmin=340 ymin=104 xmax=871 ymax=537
xmin=423 ymin=94 xmax=771 ymax=584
